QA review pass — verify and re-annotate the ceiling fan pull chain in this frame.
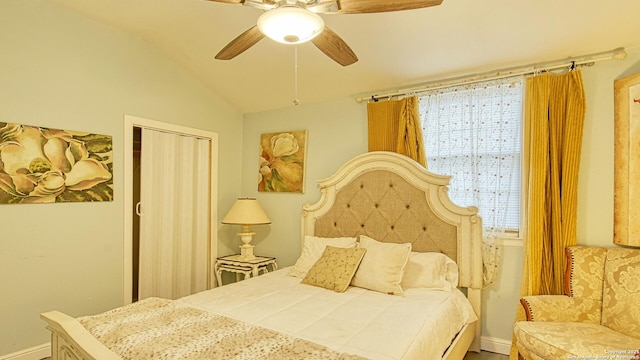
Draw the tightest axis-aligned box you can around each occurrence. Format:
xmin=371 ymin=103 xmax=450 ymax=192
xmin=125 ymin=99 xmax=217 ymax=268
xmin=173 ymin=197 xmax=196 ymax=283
xmin=293 ymin=45 xmax=300 ymax=105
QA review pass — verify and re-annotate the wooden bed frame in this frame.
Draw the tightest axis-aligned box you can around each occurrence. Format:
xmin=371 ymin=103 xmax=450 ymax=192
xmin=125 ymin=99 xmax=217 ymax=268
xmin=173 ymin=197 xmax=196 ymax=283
xmin=42 ymin=151 xmax=483 ymax=360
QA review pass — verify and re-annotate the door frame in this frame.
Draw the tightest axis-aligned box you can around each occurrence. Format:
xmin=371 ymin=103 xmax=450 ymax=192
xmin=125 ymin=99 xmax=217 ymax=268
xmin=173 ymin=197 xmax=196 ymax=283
xmin=123 ymin=114 xmax=218 ymax=304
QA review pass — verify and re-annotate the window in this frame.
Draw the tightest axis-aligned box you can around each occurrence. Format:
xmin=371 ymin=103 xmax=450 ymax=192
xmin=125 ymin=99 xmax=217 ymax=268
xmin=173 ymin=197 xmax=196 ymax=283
xmin=418 ymin=76 xmax=523 ymax=235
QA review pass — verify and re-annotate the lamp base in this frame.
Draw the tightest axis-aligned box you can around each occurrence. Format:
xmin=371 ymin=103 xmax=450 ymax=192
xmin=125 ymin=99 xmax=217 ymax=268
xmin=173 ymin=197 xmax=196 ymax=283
xmin=238 ymin=244 xmax=256 ymax=260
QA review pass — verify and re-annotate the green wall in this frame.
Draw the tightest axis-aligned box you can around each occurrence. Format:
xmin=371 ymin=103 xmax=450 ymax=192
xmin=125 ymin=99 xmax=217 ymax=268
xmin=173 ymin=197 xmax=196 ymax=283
xmin=0 ymin=0 xmax=242 ymax=355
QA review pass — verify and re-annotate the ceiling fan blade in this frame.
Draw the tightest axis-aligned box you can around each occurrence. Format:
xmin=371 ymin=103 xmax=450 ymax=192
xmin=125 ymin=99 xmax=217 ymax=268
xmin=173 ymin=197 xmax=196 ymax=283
xmin=336 ymin=0 xmax=443 ymax=14
xmin=205 ymin=0 xmax=275 ymax=10
xmin=215 ymin=26 xmax=265 ymax=60
xmin=311 ymin=27 xmax=358 ymax=66
xmin=206 ymin=0 xmax=244 ymax=4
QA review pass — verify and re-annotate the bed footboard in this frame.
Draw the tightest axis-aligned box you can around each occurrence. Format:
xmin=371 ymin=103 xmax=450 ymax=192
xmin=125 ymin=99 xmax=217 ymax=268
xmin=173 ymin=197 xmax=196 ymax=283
xmin=41 ymin=311 xmax=121 ymax=360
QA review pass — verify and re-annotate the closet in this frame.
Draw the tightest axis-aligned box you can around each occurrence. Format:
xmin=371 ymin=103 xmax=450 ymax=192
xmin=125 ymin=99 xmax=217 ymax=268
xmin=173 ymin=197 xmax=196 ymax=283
xmin=124 ymin=115 xmax=218 ymax=303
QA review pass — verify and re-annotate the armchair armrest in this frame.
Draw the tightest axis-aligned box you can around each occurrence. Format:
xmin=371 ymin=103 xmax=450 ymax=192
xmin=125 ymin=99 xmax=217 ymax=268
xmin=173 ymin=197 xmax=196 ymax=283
xmin=520 ymin=295 xmax=601 ymax=324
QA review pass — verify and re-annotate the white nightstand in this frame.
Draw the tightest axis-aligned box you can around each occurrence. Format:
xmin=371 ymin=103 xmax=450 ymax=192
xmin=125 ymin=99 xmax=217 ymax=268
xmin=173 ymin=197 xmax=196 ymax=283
xmin=215 ymin=254 xmax=278 ymax=286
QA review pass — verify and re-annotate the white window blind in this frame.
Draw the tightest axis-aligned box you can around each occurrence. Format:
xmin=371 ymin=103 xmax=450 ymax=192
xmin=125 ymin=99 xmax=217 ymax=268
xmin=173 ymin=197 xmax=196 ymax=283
xmin=418 ymin=76 xmax=523 ymax=234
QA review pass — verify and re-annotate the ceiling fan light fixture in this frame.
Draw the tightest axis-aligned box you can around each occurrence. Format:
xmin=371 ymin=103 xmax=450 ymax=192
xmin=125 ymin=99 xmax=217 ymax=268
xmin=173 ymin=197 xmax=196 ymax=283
xmin=257 ymin=6 xmax=325 ymax=45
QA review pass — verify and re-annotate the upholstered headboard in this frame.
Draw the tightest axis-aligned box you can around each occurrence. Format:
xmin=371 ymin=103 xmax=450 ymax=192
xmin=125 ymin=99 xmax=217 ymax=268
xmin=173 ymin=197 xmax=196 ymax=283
xmin=301 ymin=151 xmax=483 ymax=290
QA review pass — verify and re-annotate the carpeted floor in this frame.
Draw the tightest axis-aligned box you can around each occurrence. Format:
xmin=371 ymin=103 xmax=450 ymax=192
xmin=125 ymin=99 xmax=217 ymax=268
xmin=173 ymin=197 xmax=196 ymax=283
xmin=464 ymin=350 xmax=510 ymax=360
xmin=41 ymin=351 xmax=507 ymax=360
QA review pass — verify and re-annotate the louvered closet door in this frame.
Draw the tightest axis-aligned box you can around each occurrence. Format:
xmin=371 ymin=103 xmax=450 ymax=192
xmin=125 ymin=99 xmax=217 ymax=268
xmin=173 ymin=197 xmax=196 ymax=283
xmin=138 ymin=128 xmax=210 ymax=300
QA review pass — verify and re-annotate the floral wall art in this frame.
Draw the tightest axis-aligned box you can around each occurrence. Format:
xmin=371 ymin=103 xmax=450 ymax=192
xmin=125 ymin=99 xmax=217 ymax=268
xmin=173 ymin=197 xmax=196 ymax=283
xmin=258 ymin=130 xmax=307 ymax=193
xmin=0 ymin=122 xmax=113 ymax=204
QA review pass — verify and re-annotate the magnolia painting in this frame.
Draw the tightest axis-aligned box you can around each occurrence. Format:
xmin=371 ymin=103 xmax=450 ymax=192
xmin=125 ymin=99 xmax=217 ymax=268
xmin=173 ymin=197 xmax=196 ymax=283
xmin=258 ymin=130 xmax=307 ymax=193
xmin=0 ymin=122 xmax=113 ymax=204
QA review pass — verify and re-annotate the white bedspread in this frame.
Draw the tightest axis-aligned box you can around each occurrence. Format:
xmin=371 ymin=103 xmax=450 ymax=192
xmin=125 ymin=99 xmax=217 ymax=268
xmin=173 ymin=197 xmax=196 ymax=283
xmin=178 ymin=268 xmax=477 ymax=360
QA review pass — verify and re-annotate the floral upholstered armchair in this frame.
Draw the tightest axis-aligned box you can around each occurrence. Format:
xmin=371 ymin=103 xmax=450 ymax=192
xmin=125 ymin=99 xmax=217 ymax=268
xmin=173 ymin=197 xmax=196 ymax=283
xmin=513 ymin=246 xmax=640 ymax=360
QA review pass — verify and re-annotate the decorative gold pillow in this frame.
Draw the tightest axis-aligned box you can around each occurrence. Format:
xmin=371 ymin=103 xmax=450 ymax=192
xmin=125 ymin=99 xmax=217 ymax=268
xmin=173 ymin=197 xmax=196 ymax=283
xmin=289 ymin=236 xmax=358 ymax=278
xmin=301 ymin=246 xmax=367 ymax=293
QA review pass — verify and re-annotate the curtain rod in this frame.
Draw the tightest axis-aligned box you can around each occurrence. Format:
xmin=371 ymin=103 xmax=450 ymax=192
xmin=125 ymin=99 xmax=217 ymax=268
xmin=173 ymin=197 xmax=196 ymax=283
xmin=356 ymin=47 xmax=627 ymax=103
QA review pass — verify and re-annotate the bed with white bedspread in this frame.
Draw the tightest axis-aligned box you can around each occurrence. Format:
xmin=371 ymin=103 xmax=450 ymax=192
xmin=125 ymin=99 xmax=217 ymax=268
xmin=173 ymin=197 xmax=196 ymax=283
xmin=41 ymin=151 xmax=484 ymax=360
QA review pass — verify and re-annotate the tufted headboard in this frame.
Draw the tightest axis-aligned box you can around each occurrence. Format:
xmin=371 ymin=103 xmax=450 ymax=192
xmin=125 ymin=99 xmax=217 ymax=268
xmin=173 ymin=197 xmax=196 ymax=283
xmin=301 ymin=151 xmax=484 ymax=290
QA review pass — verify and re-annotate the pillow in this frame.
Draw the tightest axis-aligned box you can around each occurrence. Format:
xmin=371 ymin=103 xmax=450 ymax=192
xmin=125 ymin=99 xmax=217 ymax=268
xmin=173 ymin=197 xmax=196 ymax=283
xmin=301 ymin=246 xmax=367 ymax=292
xmin=401 ymin=252 xmax=459 ymax=291
xmin=288 ymin=235 xmax=357 ymax=278
xmin=351 ymin=235 xmax=411 ymax=295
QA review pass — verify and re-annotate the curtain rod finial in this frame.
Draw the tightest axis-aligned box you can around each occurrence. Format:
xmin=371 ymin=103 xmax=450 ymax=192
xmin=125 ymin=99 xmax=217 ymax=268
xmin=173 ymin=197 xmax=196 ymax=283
xmin=612 ymin=47 xmax=627 ymax=60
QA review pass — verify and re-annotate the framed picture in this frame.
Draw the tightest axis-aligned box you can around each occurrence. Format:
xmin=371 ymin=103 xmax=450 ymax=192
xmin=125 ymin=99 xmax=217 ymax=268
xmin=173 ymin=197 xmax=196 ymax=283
xmin=0 ymin=122 xmax=113 ymax=204
xmin=258 ymin=130 xmax=307 ymax=193
xmin=614 ymin=73 xmax=640 ymax=247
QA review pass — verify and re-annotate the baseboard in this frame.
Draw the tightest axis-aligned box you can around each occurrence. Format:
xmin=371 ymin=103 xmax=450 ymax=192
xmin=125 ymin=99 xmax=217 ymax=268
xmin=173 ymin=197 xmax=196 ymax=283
xmin=0 ymin=344 xmax=50 ymax=360
xmin=481 ymin=336 xmax=511 ymax=355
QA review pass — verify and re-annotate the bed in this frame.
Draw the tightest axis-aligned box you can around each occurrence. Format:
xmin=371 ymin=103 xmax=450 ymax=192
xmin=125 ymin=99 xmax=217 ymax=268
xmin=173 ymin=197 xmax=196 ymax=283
xmin=41 ymin=151 xmax=484 ymax=360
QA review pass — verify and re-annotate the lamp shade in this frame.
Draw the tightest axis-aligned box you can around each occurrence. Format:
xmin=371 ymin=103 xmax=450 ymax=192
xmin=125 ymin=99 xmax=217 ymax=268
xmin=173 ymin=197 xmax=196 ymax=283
xmin=257 ymin=6 xmax=325 ymax=44
xmin=221 ymin=198 xmax=271 ymax=225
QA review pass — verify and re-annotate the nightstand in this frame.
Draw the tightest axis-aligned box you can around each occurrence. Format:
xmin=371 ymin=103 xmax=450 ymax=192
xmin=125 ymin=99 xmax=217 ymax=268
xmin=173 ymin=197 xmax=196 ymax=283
xmin=215 ymin=254 xmax=278 ymax=286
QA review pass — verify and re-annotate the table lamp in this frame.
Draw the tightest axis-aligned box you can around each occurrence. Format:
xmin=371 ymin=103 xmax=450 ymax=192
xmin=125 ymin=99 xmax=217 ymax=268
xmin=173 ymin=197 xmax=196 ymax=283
xmin=221 ymin=198 xmax=271 ymax=260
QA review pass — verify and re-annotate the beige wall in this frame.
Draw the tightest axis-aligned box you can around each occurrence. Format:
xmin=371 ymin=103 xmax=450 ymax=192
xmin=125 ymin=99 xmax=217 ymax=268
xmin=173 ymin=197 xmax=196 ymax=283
xmin=241 ymin=47 xmax=640 ymax=346
xmin=0 ymin=0 xmax=243 ymax=355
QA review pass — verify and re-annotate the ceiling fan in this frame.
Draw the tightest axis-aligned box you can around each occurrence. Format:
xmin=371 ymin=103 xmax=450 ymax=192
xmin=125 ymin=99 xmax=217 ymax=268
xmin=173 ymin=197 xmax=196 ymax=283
xmin=208 ymin=0 xmax=443 ymax=66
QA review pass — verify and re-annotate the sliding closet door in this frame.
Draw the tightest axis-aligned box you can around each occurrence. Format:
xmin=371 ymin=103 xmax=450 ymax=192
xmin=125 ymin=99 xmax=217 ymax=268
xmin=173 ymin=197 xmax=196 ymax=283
xmin=138 ymin=128 xmax=210 ymax=300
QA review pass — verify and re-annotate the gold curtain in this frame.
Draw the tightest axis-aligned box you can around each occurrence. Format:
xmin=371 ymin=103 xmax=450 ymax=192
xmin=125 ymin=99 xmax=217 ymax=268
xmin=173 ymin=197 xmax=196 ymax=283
xmin=510 ymin=70 xmax=586 ymax=359
xmin=367 ymin=96 xmax=427 ymax=167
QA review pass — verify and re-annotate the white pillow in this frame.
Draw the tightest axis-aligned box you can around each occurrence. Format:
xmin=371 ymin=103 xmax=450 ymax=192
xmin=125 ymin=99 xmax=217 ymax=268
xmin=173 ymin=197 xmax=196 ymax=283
xmin=401 ymin=252 xmax=459 ymax=291
xmin=351 ymin=235 xmax=411 ymax=295
xmin=288 ymin=235 xmax=357 ymax=278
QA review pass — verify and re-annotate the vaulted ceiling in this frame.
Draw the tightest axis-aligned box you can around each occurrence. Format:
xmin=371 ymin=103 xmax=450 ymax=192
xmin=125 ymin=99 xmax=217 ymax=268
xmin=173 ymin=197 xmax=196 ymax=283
xmin=50 ymin=0 xmax=640 ymax=113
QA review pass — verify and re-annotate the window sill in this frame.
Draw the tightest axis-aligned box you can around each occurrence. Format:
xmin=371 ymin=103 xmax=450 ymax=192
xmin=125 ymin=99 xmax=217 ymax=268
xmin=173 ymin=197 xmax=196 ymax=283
xmin=496 ymin=237 xmax=523 ymax=247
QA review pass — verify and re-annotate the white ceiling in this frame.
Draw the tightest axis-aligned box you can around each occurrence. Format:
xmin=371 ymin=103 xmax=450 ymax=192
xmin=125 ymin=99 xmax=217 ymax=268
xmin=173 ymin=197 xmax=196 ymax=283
xmin=49 ymin=0 xmax=640 ymax=114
